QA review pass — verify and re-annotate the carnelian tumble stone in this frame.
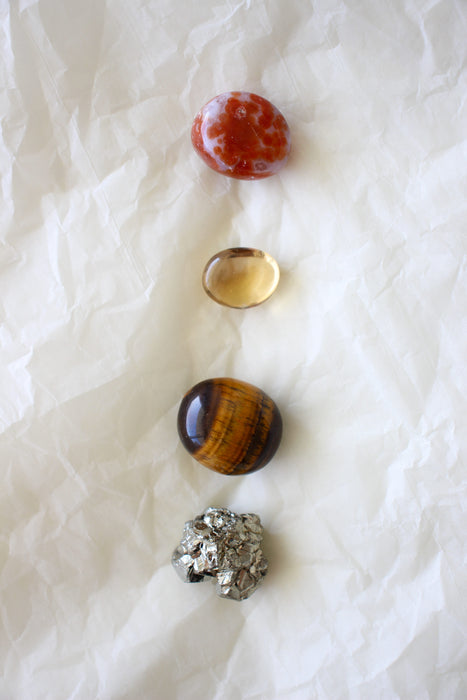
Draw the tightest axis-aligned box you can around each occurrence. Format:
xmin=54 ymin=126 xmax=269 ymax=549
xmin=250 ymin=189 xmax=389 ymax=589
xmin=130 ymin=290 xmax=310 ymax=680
xmin=191 ymin=92 xmax=291 ymax=180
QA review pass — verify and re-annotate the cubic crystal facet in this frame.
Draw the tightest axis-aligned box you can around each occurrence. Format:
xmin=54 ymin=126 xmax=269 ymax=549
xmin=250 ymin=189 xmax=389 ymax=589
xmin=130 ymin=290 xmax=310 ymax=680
xmin=172 ymin=507 xmax=268 ymax=600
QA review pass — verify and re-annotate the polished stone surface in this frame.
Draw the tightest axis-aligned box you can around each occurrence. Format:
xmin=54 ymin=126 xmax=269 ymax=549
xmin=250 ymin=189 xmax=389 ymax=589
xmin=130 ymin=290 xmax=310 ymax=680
xmin=177 ymin=378 xmax=282 ymax=475
xmin=191 ymin=91 xmax=291 ymax=179
xmin=202 ymin=247 xmax=280 ymax=308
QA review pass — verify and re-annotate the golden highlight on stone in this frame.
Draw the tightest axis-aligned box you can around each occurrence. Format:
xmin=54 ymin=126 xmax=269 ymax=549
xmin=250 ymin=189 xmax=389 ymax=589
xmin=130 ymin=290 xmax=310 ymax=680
xmin=177 ymin=378 xmax=283 ymax=475
xmin=202 ymin=247 xmax=280 ymax=309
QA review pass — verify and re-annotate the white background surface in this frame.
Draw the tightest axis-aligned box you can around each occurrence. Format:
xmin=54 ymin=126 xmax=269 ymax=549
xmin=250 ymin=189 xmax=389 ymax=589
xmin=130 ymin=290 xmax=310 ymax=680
xmin=1 ymin=1 xmax=466 ymax=698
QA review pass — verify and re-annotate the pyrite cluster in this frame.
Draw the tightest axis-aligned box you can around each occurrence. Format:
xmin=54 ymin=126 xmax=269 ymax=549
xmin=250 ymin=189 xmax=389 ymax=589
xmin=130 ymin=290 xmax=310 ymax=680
xmin=172 ymin=507 xmax=268 ymax=601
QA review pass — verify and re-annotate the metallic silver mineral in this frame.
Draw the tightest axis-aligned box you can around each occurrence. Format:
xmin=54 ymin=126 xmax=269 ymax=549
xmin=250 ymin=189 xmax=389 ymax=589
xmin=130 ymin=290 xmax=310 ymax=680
xmin=172 ymin=507 xmax=268 ymax=601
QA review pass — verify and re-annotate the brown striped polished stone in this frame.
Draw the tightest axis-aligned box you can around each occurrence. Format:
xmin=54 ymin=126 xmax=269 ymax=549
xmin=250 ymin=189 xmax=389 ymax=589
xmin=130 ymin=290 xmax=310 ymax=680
xmin=177 ymin=378 xmax=282 ymax=475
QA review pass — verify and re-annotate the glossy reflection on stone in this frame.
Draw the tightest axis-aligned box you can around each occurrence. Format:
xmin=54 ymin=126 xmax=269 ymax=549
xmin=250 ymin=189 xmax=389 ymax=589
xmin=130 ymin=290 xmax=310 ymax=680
xmin=177 ymin=378 xmax=282 ymax=475
xmin=202 ymin=247 xmax=280 ymax=309
xmin=191 ymin=91 xmax=291 ymax=180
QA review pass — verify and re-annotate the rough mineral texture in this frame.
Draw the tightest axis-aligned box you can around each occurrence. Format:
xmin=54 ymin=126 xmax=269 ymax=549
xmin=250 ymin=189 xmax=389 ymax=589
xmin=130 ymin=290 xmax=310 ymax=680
xmin=172 ymin=507 xmax=268 ymax=601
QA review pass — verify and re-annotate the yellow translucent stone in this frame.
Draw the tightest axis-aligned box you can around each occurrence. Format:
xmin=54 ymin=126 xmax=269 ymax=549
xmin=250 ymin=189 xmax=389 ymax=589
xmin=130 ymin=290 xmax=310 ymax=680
xmin=202 ymin=247 xmax=280 ymax=309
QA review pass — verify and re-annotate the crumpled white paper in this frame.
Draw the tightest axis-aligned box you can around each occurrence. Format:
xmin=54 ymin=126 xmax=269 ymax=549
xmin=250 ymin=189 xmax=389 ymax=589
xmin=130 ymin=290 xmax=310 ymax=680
xmin=1 ymin=0 xmax=466 ymax=698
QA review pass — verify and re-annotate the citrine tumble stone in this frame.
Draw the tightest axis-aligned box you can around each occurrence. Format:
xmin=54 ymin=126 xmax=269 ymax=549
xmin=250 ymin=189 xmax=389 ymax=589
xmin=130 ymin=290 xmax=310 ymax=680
xmin=191 ymin=92 xmax=291 ymax=180
xmin=177 ymin=378 xmax=282 ymax=475
xmin=202 ymin=247 xmax=280 ymax=309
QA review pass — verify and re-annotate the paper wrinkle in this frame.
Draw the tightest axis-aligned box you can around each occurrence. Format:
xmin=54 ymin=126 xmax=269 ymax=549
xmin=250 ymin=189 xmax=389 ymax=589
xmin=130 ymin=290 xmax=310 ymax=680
xmin=1 ymin=0 xmax=467 ymax=698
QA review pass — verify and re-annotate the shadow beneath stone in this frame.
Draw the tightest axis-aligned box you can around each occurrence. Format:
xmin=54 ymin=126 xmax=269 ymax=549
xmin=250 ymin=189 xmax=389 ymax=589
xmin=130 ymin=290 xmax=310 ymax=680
xmin=261 ymin=527 xmax=294 ymax=585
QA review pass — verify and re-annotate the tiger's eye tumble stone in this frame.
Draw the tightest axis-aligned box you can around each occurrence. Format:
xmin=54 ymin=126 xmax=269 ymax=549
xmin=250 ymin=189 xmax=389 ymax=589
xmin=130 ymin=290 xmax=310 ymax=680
xmin=191 ymin=92 xmax=291 ymax=180
xmin=177 ymin=378 xmax=282 ymax=475
xmin=202 ymin=248 xmax=280 ymax=309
